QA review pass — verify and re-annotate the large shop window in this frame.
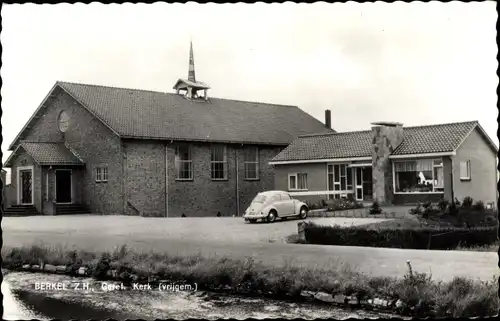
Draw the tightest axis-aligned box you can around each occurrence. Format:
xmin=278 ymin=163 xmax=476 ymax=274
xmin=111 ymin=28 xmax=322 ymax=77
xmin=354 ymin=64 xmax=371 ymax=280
xmin=394 ymin=159 xmax=444 ymax=193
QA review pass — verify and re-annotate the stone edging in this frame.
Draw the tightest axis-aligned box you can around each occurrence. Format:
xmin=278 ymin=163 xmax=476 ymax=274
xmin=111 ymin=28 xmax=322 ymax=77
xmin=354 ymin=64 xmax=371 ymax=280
xmin=13 ymin=263 xmax=422 ymax=317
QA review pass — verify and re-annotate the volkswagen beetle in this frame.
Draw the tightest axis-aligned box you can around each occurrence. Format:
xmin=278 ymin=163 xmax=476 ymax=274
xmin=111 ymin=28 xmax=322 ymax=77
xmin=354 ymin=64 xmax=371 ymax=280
xmin=243 ymin=190 xmax=309 ymax=223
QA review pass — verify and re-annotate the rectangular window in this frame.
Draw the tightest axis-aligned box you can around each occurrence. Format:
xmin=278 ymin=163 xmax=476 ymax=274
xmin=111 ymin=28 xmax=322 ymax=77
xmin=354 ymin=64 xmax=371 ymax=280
xmin=289 ymin=173 xmax=307 ymax=190
xmin=103 ymin=168 xmax=108 ymax=182
xmin=175 ymin=145 xmax=193 ymax=180
xmin=96 ymin=168 xmax=102 ymax=182
xmin=211 ymin=145 xmax=228 ymax=180
xmin=327 ymin=164 xmax=353 ymax=199
xmin=244 ymin=147 xmax=259 ymax=180
xmin=96 ymin=167 xmax=108 ymax=183
xmin=460 ymin=160 xmax=471 ymax=180
xmin=394 ymin=158 xmax=443 ymax=193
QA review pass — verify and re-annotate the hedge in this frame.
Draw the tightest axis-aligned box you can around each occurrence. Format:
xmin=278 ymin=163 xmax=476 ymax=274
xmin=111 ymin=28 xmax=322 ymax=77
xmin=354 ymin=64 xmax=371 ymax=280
xmin=303 ymin=222 xmax=498 ymax=250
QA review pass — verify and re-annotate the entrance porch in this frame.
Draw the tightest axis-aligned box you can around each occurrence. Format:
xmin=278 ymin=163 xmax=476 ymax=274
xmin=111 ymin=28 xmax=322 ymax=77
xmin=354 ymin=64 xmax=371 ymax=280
xmin=3 ymin=142 xmax=90 ymax=215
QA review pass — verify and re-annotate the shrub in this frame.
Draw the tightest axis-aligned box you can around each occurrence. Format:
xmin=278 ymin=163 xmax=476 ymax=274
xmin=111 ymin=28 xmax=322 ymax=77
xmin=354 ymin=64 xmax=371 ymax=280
xmin=410 ymin=203 xmax=423 ymax=215
xmin=303 ymin=222 xmax=498 ymax=250
xmin=305 ymin=200 xmax=326 ymax=210
xmin=369 ymin=201 xmax=382 ymax=214
xmin=447 ymin=201 xmax=459 ymax=216
xmin=462 ymin=196 xmax=473 ymax=208
xmin=471 ymin=201 xmax=485 ymax=212
xmin=326 ymin=198 xmax=362 ymax=211
xmin=438 ymin=199 xmax=450 ymax=212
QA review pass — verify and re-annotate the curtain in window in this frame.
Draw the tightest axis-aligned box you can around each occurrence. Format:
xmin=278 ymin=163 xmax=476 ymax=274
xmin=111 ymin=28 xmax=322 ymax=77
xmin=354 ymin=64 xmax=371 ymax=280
xmin=394 ymin=160 xmax=433 ymax=172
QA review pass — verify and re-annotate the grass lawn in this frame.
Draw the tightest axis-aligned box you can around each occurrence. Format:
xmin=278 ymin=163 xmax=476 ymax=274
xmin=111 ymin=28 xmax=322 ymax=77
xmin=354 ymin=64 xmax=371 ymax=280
xmin=2 ymin=243 xmax=498 ymax=318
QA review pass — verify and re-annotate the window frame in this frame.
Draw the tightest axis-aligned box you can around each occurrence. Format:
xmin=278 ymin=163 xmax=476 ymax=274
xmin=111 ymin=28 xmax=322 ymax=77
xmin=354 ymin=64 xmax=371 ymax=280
xmin=288 ymin=172 xmax=308 ymax=191
xmin=393 ymin=158 xmax=444 ymax=194
xmin=460 ymin=160 xmax=471 ymax=181
xmin=175 ymin=144 xmax=193 ymax=181
xmin=95 ymin=166 xmax=108 ymax=183
xmin=327 ymin=163 xmax=354 ymax=200
xmin=244 ymin=147 xmax=260 ymax=180
xmin=211 ymin=145 xmax=228 ymax=181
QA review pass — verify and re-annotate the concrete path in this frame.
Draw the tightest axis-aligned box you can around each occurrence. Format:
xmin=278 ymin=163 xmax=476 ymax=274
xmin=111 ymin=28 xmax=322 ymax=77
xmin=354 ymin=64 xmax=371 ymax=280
xmin=2 ymin=216 xmax=498 ymax=282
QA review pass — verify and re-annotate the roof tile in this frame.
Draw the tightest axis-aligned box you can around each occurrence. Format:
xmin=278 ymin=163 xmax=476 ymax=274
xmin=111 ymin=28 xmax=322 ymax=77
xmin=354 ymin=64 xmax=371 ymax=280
xmin=21 ymin=142 xmax=83 ymax=165
xmin=272 ymin=121 xmax=479 ymax=162
xmin=57 ymin=81 xmax=333 ymax=145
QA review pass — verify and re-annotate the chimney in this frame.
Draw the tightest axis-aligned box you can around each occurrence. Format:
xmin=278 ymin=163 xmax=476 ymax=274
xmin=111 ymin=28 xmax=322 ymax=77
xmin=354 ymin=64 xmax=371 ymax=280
xmin=325 ymin=110 xmax=331 ymax=129
xmin=371 ymin=121 xmax=404 ymax=205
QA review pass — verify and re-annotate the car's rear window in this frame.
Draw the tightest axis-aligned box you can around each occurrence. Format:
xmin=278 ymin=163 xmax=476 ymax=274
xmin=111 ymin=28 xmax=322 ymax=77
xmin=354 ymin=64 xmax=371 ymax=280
xmin=252 ymin=195 xmax=267 ymax=203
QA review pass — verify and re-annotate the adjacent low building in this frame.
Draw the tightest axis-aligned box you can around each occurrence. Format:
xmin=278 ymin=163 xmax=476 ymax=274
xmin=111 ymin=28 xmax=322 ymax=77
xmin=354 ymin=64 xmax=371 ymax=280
xmin=270 ymin=119 xmax=498 ymax=206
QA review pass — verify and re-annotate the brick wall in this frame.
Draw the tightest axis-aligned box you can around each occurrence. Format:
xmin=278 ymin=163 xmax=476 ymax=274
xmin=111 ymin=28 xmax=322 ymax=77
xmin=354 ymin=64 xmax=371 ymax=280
xmin=122 ymin=140 xmax=281 ymax=217
xmin=21 ymin=88 xmax=124 ymax=214
xmin=124 ymin=141 xmax=166 ymax=217
xmin=168 ymin=143 xmax=281 ymax=217
xmin=392 ymin=193 xmax=444 ymax=205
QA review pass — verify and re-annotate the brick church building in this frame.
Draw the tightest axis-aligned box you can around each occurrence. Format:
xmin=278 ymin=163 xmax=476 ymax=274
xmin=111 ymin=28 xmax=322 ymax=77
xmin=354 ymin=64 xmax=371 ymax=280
xmin=3 ymin=43 xmax=332 ymax=216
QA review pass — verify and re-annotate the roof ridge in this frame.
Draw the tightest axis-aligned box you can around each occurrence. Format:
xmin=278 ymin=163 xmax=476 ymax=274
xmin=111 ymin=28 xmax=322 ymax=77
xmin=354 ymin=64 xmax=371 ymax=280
xmin=298 ymin=120 xmax=479 ymax=139
xmin=57 ymin=80 xmax=298 ymax=108
xmin=21 ymin=141 xmax=66 ymax=144
xmin=299 ymin=129 xmax=371 ymax=138
xmin=403 ymin=120 xmax=478 ymax=130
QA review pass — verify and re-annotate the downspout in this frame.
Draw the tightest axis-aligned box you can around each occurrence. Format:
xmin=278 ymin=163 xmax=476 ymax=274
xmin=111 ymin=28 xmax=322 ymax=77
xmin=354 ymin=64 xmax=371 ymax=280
xmin=165 ymin=142 xmax=169 ymax=218
xmin=450 ymin=156 xmax=455 ymax=202
xmin=235 ymin=147 xmax=240 ymax=216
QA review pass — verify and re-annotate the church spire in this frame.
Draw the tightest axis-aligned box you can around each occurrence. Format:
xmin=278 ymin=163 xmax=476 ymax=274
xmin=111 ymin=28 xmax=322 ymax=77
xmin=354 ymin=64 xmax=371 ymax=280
xmin=188 ymin=41 xmax=196 ymax=82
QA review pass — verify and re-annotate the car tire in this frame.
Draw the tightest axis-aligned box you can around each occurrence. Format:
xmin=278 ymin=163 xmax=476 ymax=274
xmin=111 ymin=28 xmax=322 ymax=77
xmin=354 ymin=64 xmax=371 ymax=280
xmin=267 ymin=210 xmax=277 ymax=223
xmin=249 ymin=219 xmax=257 ymax=224
xmin=299 ymin=206 xmax=308 ymax=219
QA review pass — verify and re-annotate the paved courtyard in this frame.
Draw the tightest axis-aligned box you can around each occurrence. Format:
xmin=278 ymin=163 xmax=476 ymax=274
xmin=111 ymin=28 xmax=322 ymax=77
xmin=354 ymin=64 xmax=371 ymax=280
xmin=2 ymin=215 xmax=498 ymax=282
xmin=1 ymin=215 xmax=391 ymax=244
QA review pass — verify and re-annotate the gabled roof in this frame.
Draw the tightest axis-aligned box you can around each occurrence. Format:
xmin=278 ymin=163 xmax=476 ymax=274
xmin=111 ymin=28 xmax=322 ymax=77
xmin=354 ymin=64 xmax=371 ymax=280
xmin=271 ymin=121 xmax=496 ymax=163
xmin=173 ymin=79 xmax=211 ymax=90
xmin=9 ymin=81 xmax=333 ymax=150
xmin=4 ymin=142 xmax=84 ymax=167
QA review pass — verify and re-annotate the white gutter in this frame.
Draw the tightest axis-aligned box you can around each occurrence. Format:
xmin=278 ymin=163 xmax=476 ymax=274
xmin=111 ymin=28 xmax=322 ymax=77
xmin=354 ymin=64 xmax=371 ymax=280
xmin=269 ymin=156 xmax=371 ymax=165
xmin=348 ymin=163 xmax=372 ymax=168
xmin=389 ymin=152 xmax=456 ymax=159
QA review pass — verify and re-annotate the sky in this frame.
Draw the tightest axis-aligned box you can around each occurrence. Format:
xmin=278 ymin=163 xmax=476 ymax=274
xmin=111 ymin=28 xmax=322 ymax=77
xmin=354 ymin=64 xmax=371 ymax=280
xmin=1 ymin=1 xmax=498 ymax=166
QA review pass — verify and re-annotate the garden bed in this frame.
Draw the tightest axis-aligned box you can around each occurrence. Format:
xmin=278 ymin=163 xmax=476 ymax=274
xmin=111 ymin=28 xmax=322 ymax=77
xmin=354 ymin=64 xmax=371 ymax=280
xmin=1 ymin=243 xmax=497 ymax=318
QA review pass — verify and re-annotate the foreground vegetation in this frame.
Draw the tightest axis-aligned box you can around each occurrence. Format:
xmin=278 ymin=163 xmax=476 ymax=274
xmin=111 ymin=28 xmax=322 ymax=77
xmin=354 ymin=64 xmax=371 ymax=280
xmin=2 ymin=243 xmax=498 ymax=317
xmin=303 ymin=221 xmax=497 ymax=250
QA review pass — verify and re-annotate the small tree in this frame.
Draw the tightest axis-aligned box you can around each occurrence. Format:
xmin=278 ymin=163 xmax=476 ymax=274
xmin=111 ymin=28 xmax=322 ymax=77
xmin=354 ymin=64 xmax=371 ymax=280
xmin=462 ymin=196 xmax=473 ymax=208
xmin=369 ymin=201 xmax=382 ymax=214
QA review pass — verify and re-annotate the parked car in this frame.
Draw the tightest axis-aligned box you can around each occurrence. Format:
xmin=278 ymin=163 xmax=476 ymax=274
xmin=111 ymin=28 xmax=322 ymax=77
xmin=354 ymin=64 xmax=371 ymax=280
xmin=243 ymin=190 xmax=309 ymax=223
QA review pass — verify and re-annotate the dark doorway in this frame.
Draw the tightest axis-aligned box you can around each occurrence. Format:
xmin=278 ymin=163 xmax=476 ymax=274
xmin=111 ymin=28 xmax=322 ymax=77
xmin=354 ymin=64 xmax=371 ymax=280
xmin=56 ymin=170 xmax=72 ymax=203
xmin=362 ymin=167 xmax=373 ymax=201
xmin=20 ymin=170 xmax=33 ymax=204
